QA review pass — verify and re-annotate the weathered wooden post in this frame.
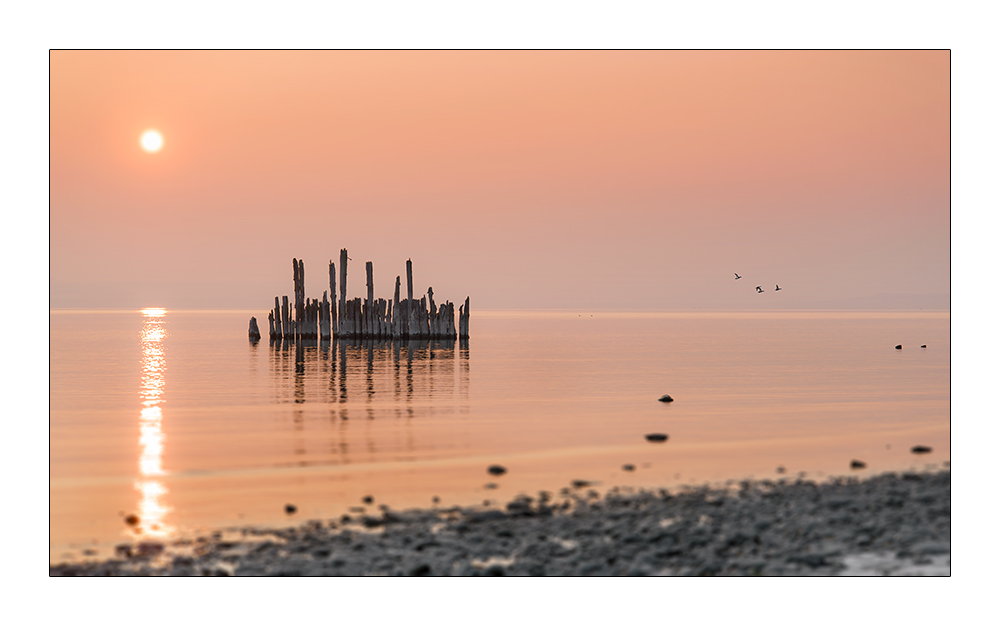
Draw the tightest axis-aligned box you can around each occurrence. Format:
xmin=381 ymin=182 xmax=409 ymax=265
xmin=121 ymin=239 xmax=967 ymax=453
xmin=249 ymin=316 xmax=261 ymax=341
xmin=420 ymin=295 xmax=429 ymax=339
xmin=427 ymin=287 xmax=437 ymax=337
xmin=298 ymin=259 xmax=306 ymax=338
xmin=273 ymin=296 xmax=282 ymax=339
xmin=320 ymin=291 xmax=331 ymax=340
xmin=292 ymin=258 xmax=301 ymax=339
xmin=329 ymin=259 xmax=337 ymax=338
xmin=459 ymin=296 xmax=470 ymax=339
xmin=364 ymin=261 xmax=373 ymax=338
xmin=388 ymin=298 xmax=395 ymax=340
xmin=393 ymin=276 xmax=401 ymax=339
xmin=444 ymin=301 xmax=455 ymax=339
xmin=307 ymin=298 xmax=318 ymax=339
xmin=282 ymin=295 xmax=291 ymax=339
xmin=406 ymin=258 xmax=413 ymax=302
xmin=339 ymin=249 xmax=348 ymax=337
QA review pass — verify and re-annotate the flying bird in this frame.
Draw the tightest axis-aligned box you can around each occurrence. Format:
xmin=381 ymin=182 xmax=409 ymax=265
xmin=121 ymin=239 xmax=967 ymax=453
xmin=775 ymin=285 xmax=782 ymax=291
xmin=734 ymin=273 xmax=742 ymax=280
xmin=755 ymin=286 xmax=763 ymax=293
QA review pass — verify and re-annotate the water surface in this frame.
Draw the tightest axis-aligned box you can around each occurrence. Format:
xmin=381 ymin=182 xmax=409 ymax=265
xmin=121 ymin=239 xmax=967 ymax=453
xmin=50 ymin=309 xmax=950 ymax=563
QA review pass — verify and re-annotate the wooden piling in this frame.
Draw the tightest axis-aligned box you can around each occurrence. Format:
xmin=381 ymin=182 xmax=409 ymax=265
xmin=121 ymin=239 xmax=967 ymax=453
xmin=339 ymin=249 xmax=348 ymax=337
xmin=282 ymin=295 xmax=291 ymax=339
xmin=330 ymin=260 xmax=337 ymax=337
xmin=273 ymin=296 xmax=282 ymax=339
xmin=459 ymin=296 xmax=470 ymax=339
xmin=406 ymin=258 xmax=413 ymax=302
xmin=393 ymin=276 xmax=401 ymax=339
xmin=320 ymin=291 xmax=331 ymax=340
xmin=249 ymin=316 xmax=261 ymax=341
xmin=263 ymin=252 xmax=467 ymax=342
xmin=427 ymin=287 xmax=436 ymax=337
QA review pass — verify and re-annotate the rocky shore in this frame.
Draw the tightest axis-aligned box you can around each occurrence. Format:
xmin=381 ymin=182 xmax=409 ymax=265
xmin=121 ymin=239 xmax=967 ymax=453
xmin=50 ymin=469 xmax=950 ymax=576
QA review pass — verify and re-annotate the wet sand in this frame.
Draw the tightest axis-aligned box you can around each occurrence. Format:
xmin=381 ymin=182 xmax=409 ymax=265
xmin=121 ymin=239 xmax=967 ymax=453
xmin=50 ymin=469 xmax=949 ymax=576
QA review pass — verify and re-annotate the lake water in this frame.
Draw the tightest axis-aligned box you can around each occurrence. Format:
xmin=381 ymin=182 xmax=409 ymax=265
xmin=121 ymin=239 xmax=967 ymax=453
xmin=49 ymin=309 xmax=950 ymax=563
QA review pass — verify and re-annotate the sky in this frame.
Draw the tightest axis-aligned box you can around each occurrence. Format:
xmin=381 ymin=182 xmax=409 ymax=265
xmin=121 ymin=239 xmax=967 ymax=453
xmin=50 ymin=50 xmax=949 ymax=310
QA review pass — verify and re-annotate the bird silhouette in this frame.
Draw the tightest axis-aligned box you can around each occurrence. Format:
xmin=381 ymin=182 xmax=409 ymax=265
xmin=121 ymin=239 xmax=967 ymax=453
xmin=775 ymin=284 xmax=782 ymax=291
xmin=734 ymin=273 xmax=742 ymax=280
xmin=755 ymin=286 xmax=763 ymax=293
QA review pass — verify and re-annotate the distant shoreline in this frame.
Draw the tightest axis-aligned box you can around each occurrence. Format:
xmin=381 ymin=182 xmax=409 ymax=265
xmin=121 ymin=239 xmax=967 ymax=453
xmin=50 ymin=469 xmax=950 ymax=576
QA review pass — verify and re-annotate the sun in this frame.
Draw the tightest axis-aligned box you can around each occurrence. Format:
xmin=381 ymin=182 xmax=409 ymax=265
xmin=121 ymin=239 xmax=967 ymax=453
xmin=140 ymin=130 xmax=164 ymax=153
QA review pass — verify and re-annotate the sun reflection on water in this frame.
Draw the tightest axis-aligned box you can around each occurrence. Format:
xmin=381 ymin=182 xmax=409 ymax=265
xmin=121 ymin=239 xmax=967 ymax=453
xmin=134 ymin=308 xmax=173 ymax=538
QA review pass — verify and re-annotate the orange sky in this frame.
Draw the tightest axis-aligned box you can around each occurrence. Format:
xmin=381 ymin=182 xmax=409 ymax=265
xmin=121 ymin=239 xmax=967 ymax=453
xmin=50 ymin=50 xmax=949 ymax=310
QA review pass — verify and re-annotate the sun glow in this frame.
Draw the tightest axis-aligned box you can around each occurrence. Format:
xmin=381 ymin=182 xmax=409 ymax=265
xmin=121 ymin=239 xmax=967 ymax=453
xmin=140 ymin=130 xmax=163 ymax=153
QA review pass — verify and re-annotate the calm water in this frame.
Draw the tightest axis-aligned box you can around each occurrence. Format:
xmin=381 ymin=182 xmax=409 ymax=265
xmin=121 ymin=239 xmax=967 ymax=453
xmin=50 ymin=309 xmax=950 ymax=563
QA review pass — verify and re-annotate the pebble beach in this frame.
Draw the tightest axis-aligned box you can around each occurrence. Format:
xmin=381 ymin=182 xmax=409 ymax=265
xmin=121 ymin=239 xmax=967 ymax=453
xmin=50 ymin=469 xmax=950 ymax=576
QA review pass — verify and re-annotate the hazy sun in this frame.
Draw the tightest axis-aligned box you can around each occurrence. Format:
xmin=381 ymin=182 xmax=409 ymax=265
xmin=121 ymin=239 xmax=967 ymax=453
xmin=140 ymin=130 xmax=164 ymax=153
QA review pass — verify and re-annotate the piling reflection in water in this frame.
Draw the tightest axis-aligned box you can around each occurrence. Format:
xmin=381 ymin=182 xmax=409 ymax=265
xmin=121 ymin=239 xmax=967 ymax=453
xmin=265 ymin=338 xmax=471 ymax=465
xmin=135 ymin=308 xmax=173 ymax=537
xmin=267 ymin=337 xmax=470 ymax=410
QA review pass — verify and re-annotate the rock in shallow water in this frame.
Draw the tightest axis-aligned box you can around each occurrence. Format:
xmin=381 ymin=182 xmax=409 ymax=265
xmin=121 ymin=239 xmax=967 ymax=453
xmin=850 ymin=460 xmax=867 ymax=470
xmin=645 ymin=433 xmax=669 ymax=442
xmin=285 ymin=504 xmax=297 ymax=515
xmin=658 ymin=395 xmax=674 ymax=402
xmin=487 ymin=465 xmax=507 ymax=476
xmin=911 ymin=445 xmax=932 ymax=454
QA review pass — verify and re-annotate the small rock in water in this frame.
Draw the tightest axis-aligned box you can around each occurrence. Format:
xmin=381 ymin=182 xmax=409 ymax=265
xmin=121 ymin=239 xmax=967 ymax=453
xmin=362 ymin=495 xmax=373 ymax=504
xmin=850 ymin=460 xmax=867 ymax=470
xmin=571 ymin=479 xmax=592 ymax=489
xmin=284 ymin=504 xmax=297 ymax=515
xmin=911 ymin=445 xmax=932 ymax=454
xmin=124 ymin=514 xmax=139 ymax=526
xmin=487 ymin=465 xmax=507 ymax=476
xmin=776 ymin=466 xmax=786 ymax=474
xmin=622 ymin=464 xmax=636 ymax=472
xmin=115 ymin=544 xmax=133 ymax=558
xmin=921 ymin=344 xmax=927 ymax=348
xmin=895 ymin=345 xmax=902 ymax=350
xmin=645 ymin=433 xmax=669 ymax=442
xmin=136 ymin=541 xmax=164 ymax=557
xmin=432 ymin=496 xmax=440 ymax=504
xmin=484 ymin=483 xmax=498 ymax=490
xmin=658 ymin=395 xmax=674 ymax=402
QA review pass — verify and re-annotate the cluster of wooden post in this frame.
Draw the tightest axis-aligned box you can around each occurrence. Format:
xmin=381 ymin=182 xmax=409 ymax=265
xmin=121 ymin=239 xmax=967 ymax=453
xmin=261 ymin=250 xmax=470 ymax=341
